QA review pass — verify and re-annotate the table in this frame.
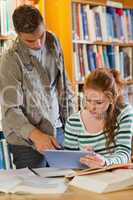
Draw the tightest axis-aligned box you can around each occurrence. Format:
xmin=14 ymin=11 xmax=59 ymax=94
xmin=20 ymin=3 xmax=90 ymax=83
xmin=0 ymin=186 xmax=132 ymax=200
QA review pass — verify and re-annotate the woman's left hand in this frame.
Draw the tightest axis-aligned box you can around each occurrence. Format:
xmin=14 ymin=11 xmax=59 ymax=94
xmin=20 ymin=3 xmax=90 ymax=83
xmin=80 ymin=153 xmax=106 ymax=168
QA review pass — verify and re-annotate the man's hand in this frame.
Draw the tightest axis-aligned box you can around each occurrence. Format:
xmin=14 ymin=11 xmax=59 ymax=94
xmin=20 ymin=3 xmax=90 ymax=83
xmin=29 ymin=128 xmax=60 ymax=153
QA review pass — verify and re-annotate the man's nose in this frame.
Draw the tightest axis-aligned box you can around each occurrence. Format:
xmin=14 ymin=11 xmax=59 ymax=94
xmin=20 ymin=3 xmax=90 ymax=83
xmin=35 ymin=39 xmax=42 ymax=48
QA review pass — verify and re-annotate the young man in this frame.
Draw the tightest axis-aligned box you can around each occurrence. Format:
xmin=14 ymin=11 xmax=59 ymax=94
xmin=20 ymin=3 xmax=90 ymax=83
xmin=0 ymin=5 xmax=75 ymax=168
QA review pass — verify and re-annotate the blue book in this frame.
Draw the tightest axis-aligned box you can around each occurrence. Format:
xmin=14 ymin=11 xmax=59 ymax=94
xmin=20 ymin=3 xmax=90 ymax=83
xmin=130 ymin=10 xmax=133 ymax=40
xmin=87 ymin=46 xmax=96 ymax=71
xmin=94 ymin=11 xmax=102 ymax=40
xmin=44 ymin=150 xmax=94 ymax=169
xmin=106 ymin=45 xmax=115 ymax=69
xmin=0 ymin=132 xmax=4 ymax=140
xmin=81 ymin=5 xmax=89 ymax=40
xmin=106 ymin=7 xmax=115 ymax=39
xmin=0 ymin=141 xmax=5 ymax=169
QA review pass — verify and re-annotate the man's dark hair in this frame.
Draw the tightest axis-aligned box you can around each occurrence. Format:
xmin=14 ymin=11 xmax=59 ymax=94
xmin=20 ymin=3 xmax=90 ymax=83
xmin=12 ymin=5 xmax=43 ymax=33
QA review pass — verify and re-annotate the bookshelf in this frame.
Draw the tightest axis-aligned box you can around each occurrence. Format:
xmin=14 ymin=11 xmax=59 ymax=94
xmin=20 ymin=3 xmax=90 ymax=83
xmin=45 ymin=0 xmax=133 ymax=107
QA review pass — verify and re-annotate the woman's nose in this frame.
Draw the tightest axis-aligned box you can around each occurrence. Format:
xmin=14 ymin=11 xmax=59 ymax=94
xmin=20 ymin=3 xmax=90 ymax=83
xmin=90 ymin=102 xmax=96 ymax=111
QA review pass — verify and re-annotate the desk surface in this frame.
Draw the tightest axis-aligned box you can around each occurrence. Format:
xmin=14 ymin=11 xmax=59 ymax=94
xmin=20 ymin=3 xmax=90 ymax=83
xmin=0 ymin=187 xmax=132 ymax=200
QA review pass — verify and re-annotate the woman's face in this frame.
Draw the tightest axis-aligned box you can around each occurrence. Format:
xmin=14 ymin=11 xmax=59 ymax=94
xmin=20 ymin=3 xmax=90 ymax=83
xmin=84 ymin=88 xmax=111 ymax=119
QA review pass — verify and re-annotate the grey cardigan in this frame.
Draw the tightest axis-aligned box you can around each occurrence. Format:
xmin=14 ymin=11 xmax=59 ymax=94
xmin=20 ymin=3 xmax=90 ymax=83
xmin=0 ymin=31 xmax=75 ymax=146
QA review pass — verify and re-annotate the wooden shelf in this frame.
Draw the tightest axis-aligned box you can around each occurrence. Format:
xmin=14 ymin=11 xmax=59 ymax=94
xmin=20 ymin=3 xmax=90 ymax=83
xmin=72 ymin=0 xmax=133 ymax=9
xmin=73 ymin=40 xmax=133 ymax=47
xmin=123 ymin=0 xmax=133 ymax=8
xmin=72 ymin=0 xmax=106 ymax=6
xmin=0 ymin=35 xmax=16 ymax=40
xmin=77 ymin=80 xmax=133 ymax=85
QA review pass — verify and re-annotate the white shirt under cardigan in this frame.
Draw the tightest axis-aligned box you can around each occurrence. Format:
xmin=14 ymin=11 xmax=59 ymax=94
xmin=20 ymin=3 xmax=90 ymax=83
xmin=29 ymin=47 xmax=62 ymax=131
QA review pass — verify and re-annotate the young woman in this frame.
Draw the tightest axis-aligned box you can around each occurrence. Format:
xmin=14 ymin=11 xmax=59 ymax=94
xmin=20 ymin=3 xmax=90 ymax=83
xmin=64 ymin=68 xmax=133 ymax=168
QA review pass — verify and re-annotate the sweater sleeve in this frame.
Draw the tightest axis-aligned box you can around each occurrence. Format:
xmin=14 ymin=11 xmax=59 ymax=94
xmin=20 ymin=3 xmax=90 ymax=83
xmin=104 ymin=105 xmax=133 ymax=165
xmin=0 ymin=53 xmax=35 ymax=141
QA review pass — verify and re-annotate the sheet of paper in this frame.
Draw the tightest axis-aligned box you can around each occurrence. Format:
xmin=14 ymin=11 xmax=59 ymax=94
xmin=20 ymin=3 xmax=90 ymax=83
xmin=11 ymin=176 xmax=68 ymax=194
xmin=0 ymin=168 xmax=69 ymax=194
xmin=35 ymin=167 xmax=74 ymax=177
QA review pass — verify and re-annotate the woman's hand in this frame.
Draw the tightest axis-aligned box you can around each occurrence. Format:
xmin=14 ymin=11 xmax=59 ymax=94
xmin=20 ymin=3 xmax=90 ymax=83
xmin=80 ymin=153 xmax=106 ymax=168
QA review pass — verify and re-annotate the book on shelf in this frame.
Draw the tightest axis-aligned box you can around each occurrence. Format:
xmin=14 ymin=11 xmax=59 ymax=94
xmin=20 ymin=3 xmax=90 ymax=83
xmin=68 ymin=163 xmax=133 ymax=193
xmin=107 ymin=0 xmax=123 ymax=9
xmin=72 ymin=2 xmax=133 ymax=43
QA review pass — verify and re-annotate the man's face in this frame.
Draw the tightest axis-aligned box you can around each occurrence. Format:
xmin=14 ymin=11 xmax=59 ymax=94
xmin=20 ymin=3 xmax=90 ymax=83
xmin=19 ymin=23 xmax=46 ymax=50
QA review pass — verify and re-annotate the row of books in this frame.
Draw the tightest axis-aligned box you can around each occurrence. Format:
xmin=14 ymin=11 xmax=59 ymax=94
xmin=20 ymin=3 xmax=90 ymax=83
xmin=0 ymin=132 xmax=14 ymax=170
xmin=0 ymin=0 xmax=19 ymax=36
xmin=72 ymin=3 xmax=133 ymax=43
xmin=73 ymin=44 xmax=133 ymax=81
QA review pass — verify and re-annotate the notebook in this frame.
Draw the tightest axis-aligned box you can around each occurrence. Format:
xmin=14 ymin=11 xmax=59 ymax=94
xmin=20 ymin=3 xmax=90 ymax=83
xmin=44 ymin=150 xmax=91 ymax=169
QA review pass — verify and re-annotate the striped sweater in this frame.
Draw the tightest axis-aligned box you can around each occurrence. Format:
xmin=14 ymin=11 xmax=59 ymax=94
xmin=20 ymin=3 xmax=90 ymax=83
xmin=64 ymin=104 xmax=133 ymax=166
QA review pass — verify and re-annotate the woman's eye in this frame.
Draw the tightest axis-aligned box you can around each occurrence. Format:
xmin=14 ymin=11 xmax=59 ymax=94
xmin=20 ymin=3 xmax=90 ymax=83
xmin=86 ymin=100 xmax=91 ymax=103
xmin=96 ymin=101 xmax=104 ymax=104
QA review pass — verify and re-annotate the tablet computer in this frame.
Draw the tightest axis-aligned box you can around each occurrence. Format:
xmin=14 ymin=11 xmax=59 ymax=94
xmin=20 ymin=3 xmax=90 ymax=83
xmin=44 ymin=150 xmax=90 ymax=169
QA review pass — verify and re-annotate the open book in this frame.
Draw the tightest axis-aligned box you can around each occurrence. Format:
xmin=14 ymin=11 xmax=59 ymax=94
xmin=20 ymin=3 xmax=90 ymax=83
xmin=0 ymin=167 xmax=73 ymax=194
xmin=68 ymin=163 xmax=133 ymax=193
xmin=67 ymin=163 xmax=133 ymax=178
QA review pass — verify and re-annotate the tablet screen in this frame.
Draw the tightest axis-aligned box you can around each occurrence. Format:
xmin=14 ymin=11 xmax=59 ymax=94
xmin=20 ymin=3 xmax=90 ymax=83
xmin=44 ymin=150 xmax=89 ymax=169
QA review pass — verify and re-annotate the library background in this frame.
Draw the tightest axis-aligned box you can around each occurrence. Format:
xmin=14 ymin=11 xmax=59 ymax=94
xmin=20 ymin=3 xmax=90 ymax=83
xmin=0 ymin=0 xmax=133 ymax=169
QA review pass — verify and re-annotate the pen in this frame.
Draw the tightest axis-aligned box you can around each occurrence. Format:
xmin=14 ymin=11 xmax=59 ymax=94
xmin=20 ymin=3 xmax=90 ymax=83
xmin=28 ymin=166 xmax=40 ymax=177
xmin=28 ymin=166 xmax=66 ymax=178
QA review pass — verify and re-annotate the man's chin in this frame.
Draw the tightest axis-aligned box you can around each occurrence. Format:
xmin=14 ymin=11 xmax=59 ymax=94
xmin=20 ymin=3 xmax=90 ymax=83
xmin=32 ymin=47 xmax=42 ymax=50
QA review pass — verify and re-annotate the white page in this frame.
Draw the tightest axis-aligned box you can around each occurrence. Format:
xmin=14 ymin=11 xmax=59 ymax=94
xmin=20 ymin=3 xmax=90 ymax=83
xmin=11 ymin=176 xmax=68 ymax=194
xmin=34 ymin=167 xmax=75 ymax=177
xmin=0 ymin=168 xmax=35 ymax=178
xmin=69 ymin=169 xmax=133 ymax=193
xmin=0 ymin=168 xmax=70 ymax=194
xmin=0 ymin=175 xmax=22 ymax=193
